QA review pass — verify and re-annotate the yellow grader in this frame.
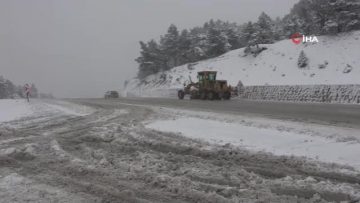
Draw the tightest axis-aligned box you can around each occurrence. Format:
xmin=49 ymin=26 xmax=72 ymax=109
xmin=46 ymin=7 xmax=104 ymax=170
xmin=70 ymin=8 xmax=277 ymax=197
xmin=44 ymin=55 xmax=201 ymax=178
xmin=178 ymin=71 xmax=233 ymax=100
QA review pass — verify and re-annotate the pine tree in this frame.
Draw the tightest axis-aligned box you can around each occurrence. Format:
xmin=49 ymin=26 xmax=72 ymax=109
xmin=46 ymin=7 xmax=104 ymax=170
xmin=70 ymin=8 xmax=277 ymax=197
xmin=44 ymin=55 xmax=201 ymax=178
xmin=136 ymin=40 xmax=167 ymax=79
xmin=253 ymin=12 xmax=275 ymax=45
xmin=287 ymin=0 xmax=360 ymax=35
xmin=225 ymin=27 xmax=241 ymax=50
xmin=290 ymin=0 xmax=318 ymax=34
xmin=240 ymin=22 xmax=256 ymax=46
xmin=136 ymin=41 xmax=151 ymax=79
xmin=187 ymin=27 xmax=208 ymax=61
xmin=208 ymin=19 xmax=216 ymax=28
xmin=5 ymin=80 xmax=15 ymax=98
xmin=331 ymin=0 xmax=360 ymax=32
xmin=298 ymin=51 xmax=309 ymax=68
xmin=178 ymin=29 xmax=192 ymax=64
xmin=0 ymin=76 xmax=6 ymax=99
xmin=206 ymin=27 xmax=230 ymax=57
xmin=323 ymin=20 xmax=339 ymax=34
xmin=0 ymin=77 xmax=16 ymax=99
xmin=273 ymin=17 xmax=285 ymax=40
xmin=160 ymin=24 xmax=180 ymax=69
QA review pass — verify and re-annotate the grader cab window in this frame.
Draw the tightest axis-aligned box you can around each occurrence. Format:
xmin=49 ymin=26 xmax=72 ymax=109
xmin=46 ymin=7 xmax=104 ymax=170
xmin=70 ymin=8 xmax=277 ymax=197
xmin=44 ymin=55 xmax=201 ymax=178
xmin=198 ymin=75 xmax=204 ymax=81
xmin=208 ymin=73 xmax=216 ymax=81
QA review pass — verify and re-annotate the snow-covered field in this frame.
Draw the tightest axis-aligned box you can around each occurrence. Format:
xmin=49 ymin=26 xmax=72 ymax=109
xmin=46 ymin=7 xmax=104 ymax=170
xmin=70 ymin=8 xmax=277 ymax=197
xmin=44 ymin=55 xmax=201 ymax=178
xmin=0 ymin=99 xmax=94 ymax=124
xmin=147 ymin=114 xmax=360 ymax=170
xmin=126 ymin=31 xmax=360 ymax=97
xmin=0 ymin=99 xmax=34 ymax=123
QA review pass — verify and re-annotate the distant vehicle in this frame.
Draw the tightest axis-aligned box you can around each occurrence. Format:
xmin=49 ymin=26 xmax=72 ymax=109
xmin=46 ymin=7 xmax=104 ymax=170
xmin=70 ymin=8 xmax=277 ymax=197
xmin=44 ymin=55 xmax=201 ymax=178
xmin=104 ymin=91 xmax=119 ymax=99
xmin=178 ymin=71 xmax=233 ymax=100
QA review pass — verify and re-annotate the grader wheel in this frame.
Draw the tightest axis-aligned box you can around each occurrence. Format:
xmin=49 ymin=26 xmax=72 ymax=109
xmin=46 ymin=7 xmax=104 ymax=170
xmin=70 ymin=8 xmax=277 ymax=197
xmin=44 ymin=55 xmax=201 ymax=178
xmin=190 ymin=91 xmax=197 ymax=100
xmin=222 ymin=92 xmax=231 ymax=100
xmin=200 ymin=91 xmax=207 ymax=100
xmin=178 ymin=90 xmax=185 ymax=100
xmin=207 ymin=91 xmax=215 ymax=100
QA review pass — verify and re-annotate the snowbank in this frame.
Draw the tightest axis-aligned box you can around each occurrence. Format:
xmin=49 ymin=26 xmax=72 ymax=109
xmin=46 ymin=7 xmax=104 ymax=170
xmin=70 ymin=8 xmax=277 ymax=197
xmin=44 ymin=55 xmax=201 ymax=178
xmin=0 ymin=99 xmax=94 ymax=124
xmin=147 ymin=117 xmax=360 ymax=170
xmin=126 ymin=31 xmax=360 ymax=97
xmin=0 ymin=99 xmax=34 ymax=123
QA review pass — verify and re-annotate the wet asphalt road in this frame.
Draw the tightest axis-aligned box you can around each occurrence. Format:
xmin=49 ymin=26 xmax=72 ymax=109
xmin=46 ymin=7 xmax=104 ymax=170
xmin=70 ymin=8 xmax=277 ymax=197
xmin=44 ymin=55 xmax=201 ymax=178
xmin=73 ymin=97 xmax=360 ymax=129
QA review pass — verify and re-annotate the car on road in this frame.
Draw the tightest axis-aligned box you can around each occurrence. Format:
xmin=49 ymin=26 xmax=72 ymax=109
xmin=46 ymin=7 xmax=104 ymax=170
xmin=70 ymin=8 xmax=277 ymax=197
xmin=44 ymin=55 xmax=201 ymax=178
xmin=104 ymin=91 xmax=119 ymax=99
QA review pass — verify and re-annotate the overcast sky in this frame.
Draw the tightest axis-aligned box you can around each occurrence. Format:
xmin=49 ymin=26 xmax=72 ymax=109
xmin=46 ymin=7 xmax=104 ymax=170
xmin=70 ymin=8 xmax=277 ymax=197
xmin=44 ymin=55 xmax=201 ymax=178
xmin=0 ymin=0 xmax=298 ymax=98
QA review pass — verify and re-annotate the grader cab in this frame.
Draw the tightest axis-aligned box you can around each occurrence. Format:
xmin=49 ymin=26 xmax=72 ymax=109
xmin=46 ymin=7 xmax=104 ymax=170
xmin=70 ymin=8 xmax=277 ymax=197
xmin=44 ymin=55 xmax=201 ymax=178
xmin=178 ymin=71 xmax=232 ymax=100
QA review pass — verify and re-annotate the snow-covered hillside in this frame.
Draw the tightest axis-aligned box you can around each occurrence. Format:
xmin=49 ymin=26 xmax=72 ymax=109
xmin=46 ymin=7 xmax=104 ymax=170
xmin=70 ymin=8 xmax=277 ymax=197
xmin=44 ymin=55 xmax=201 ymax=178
xmin=126 ymin=31 xmax=360 ymax=97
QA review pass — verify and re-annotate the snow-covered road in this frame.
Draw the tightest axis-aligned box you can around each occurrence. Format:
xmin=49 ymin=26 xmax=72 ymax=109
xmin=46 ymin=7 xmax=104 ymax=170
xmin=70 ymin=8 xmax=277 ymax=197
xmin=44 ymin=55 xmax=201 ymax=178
xmin=0 ymin=98 xmax=360 ymax=202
